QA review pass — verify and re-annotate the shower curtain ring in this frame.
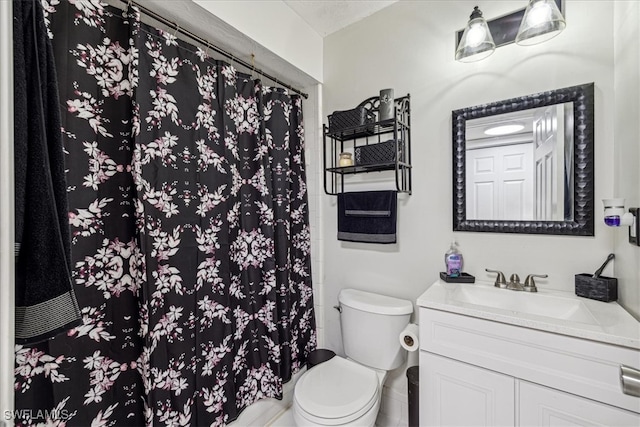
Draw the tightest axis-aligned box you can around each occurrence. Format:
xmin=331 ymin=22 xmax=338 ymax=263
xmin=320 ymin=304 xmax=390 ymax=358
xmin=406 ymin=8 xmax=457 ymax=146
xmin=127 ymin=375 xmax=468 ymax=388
xmin=173 ymin=23 xmax=180 ymax=38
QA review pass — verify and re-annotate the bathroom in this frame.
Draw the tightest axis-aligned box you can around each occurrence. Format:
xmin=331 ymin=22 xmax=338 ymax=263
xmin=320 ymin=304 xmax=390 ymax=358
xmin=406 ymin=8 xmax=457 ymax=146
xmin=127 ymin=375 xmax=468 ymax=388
xmin=1 ymin=0 xmax=638 ymax=426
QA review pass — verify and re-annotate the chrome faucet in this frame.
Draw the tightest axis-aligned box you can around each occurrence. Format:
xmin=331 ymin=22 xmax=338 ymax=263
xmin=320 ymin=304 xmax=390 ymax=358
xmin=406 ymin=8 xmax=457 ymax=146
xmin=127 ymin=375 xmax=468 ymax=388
xmin=507 ymin=273 xmax=524 ymax=291
xmin=522 ymin=274 xmax=548 ymax=292
xmin=485 ymin=269 xmax=507 ymax=288
xmin=486 ymin=269 xmax=547 ymax=292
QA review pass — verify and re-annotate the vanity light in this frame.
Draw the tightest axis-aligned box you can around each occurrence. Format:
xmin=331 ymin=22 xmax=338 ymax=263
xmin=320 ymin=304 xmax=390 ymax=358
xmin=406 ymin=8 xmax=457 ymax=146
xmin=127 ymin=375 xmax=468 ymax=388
xmin=515 ymin=0 xmax=566 ymax=45
xmin=484 ymin=123 xmax=525 ymax=136
xmin=454 ymin=0 xmax=565 ymax=62
xmin=455 ymin=6 xmax=496 ymax=63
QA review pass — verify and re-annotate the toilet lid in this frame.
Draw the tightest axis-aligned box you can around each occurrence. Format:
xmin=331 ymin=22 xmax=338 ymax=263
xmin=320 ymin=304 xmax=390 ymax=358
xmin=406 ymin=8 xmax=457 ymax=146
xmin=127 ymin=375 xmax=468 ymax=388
xmin=295 ymin=357 xmax=379 ymax=422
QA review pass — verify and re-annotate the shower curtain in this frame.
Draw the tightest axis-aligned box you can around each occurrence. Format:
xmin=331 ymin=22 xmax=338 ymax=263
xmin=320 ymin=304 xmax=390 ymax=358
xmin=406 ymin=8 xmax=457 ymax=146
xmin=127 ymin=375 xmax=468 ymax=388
xmin=14 ymin=2 xmax=316 ymax=425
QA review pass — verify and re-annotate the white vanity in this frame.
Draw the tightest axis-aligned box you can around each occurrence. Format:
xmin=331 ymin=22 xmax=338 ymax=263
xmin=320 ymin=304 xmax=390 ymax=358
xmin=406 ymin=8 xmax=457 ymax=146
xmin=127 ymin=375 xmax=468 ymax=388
xmin=417 ymin=279 xmax=640 ymax=426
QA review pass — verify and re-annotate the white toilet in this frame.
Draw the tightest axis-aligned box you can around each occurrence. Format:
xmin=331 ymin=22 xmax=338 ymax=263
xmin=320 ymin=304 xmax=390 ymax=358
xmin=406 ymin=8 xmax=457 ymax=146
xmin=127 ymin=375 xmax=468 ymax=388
xmin=293 ymin=288 xmax=413 ymax=426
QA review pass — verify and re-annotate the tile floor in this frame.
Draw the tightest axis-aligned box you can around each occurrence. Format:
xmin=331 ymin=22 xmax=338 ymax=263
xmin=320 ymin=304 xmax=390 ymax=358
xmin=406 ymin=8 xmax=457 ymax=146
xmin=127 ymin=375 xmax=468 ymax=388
xmin=266 ymin=407 xmax=295 ymax=426
xmin=266 ymin=407 xmax=404 ymax=427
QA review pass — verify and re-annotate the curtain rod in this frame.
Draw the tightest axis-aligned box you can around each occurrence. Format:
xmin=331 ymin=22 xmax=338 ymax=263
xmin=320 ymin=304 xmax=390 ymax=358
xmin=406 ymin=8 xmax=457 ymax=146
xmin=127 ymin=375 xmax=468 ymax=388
xmin=126 ymin=1 xmax=309 ymax=99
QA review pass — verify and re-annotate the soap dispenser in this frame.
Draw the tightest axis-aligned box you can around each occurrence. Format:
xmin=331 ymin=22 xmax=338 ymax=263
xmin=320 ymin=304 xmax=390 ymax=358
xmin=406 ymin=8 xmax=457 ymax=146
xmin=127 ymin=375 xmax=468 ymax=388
xmin=445 ymin=241 xmax=463 ymax=277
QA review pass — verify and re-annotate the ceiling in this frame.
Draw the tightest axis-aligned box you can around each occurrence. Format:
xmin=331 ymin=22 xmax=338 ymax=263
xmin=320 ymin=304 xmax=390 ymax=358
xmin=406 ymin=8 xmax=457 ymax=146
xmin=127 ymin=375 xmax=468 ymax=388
xmin=283 ymin=0 xmax=398 ymax=37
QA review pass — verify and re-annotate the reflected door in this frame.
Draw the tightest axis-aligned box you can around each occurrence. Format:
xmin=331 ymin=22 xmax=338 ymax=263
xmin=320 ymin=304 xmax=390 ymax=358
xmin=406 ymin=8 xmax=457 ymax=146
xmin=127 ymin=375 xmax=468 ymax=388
xmin=466 ymin=143 xmax=534 ymax=220
xmin=533 ymin=105 xmax=565 ymax=221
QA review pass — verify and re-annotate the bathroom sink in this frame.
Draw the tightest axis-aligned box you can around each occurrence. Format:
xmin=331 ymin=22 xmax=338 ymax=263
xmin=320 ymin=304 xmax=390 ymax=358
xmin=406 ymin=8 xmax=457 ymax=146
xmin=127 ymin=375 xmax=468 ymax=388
xmin=452 ymin=284 xmax=599 ymax=325
xmin=417 ymin=279 xmax=640 ymax=349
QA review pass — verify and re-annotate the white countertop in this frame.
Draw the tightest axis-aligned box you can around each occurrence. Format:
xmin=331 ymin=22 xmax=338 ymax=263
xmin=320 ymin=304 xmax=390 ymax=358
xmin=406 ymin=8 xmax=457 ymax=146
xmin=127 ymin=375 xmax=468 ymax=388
xmin=417 ymin=279 xmax=640 ymax=350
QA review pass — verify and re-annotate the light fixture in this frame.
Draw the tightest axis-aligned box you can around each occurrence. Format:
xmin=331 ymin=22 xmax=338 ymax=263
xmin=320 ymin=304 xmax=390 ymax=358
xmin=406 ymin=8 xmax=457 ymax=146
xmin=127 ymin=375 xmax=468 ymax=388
xmin=516 ymin=0 xmax=566 ymax=45
xmin=454 ymin=1 xmax=565 ymax=62
xmin=455 ymin=6 xmax=496 ymax=63
xmin=484 ymin=123 xmax=525 ymax=136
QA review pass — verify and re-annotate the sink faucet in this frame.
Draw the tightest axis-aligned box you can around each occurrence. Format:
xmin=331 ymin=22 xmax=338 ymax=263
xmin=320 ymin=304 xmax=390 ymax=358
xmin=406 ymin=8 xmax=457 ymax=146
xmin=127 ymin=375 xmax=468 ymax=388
xmin=485 ymin=269 xmax=507 ymax=288
xmin=486 ymin=269 xmax=548 ymax=292
xmin=507 ymin=274 xmax=524 ymax=291
xmin=522 ymin=274 xmax=548 ymax=292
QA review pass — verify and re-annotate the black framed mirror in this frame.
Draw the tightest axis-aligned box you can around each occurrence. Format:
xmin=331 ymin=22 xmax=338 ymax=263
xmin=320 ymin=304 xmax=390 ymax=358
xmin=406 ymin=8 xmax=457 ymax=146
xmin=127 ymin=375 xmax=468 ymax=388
xmin=453 ymin=83 xmax=594 ymax=235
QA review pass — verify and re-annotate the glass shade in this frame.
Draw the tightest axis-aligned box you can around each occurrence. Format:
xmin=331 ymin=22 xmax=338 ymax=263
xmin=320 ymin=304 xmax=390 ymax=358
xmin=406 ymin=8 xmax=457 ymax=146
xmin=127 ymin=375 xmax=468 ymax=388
xmin=455 ymin=7 xmax=496 ymax=63
xmin=516 ymin=0 xmax=566 ymax=46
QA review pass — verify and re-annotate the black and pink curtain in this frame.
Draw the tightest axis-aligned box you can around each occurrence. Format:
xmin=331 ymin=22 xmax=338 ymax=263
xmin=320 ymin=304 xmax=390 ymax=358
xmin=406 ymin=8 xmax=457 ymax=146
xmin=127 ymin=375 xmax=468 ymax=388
xmin=15 ymin=1 xmax=316 ymax=425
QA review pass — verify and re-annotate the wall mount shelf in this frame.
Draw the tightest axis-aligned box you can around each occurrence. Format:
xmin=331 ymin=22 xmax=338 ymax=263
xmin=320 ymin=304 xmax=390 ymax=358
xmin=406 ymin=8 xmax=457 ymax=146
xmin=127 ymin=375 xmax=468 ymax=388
xmin=326 ymin=161 xmax=412 ymax=175
xmin=323 ymin=94 xmax=412 ymax=195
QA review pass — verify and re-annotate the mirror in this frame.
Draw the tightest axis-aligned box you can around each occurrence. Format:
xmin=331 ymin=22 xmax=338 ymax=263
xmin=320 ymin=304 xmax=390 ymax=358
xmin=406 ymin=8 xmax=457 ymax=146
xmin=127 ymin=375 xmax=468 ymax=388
xmin=453 ymin=83 xmax=594 ymax=235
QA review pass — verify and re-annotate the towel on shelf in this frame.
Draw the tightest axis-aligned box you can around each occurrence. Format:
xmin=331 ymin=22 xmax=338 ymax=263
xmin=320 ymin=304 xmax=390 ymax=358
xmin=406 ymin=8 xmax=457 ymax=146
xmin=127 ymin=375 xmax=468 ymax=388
xmin=337 ymin=191 xmax=397 ymax=244
xmin=13 ymin=0 xmax=81 ymax=344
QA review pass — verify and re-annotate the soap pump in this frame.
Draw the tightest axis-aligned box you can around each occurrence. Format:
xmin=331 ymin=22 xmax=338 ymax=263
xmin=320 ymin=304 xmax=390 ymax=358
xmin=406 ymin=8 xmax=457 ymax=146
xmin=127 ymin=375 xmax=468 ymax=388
xmin=444 ymin=241 xmax=464 ymax=278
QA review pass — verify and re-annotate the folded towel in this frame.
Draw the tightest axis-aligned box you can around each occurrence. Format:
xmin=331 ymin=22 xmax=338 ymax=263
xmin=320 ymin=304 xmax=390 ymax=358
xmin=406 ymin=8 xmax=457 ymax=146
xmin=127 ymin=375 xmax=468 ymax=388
xmin=338 ymin=191 xmax=397 ymax=244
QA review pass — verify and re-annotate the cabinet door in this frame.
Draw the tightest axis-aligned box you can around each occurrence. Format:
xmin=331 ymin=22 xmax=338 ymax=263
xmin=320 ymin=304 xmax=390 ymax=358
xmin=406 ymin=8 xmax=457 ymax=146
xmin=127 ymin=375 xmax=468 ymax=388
xmin=420 ymin=351 xmax=515 ymax=426
xmin=519 ymin=381 xmax=640 ymax=426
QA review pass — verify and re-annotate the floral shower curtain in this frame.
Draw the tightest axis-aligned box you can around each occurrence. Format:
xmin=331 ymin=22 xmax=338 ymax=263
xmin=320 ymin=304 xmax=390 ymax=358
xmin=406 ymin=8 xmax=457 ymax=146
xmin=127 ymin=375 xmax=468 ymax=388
xmin=15 ymin=2 xmax=316 ymax=426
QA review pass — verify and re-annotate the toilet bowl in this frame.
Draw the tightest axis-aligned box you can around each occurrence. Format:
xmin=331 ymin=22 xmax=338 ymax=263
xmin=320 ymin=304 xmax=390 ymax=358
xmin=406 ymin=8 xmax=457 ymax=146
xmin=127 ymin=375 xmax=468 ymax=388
xmin=292 ymin=357 xmax=385 ymax=427
xmin=292 ymin=289 xmax=413 ymax=427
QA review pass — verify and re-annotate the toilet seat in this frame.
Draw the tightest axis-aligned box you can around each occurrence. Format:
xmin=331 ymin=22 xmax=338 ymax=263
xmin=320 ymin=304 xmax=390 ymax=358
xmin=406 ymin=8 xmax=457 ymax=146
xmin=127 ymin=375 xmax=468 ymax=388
xmin=294 ymin=357 xmax=379 ymax=425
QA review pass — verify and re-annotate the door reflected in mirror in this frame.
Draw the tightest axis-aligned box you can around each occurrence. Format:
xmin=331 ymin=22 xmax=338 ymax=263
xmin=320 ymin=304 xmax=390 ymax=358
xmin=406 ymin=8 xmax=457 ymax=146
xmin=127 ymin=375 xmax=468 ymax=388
xmin=465 ymin=102 xmax=574 ymax=221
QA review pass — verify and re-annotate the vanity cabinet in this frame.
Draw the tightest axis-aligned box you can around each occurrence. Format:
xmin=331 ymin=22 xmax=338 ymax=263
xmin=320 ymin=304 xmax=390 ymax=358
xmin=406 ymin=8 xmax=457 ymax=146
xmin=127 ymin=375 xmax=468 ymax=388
xmin=323 ymin=95 xmax=411 ymax=195
xmin=420 ymin=351 xmax=515 ymax=426
xmin=419 ymin=308 xmax=640 ymax=426
xmin=519 ymin=381 xmax=638 ymax=426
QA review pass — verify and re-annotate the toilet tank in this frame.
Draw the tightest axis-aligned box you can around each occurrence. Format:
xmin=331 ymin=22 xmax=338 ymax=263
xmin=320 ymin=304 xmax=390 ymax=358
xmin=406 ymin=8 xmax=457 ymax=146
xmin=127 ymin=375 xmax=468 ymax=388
xmin=339 ymin=289 xmax=413 ymax=371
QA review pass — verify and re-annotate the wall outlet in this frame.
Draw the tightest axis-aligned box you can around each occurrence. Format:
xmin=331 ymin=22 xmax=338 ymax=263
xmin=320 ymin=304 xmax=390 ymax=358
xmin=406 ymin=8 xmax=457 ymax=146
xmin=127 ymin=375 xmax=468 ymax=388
xmin=629 ymin=208 xmax=639 ymax=246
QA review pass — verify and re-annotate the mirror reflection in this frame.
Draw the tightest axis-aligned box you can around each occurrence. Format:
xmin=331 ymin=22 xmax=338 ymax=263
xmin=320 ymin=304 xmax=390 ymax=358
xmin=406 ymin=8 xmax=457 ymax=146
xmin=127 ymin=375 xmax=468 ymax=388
xmin=452 ymin=82 xmax=594 ymax=236
xmin=465 ymin=102 xmax=574 ymax=221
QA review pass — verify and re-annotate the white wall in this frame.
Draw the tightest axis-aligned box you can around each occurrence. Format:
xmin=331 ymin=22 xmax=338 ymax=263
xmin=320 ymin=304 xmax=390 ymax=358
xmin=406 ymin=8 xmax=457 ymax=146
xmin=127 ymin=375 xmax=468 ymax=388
xmin=193 ymin=0 xmax=323 ymax=83
xmin=321 ymin=0 xmax=627 ymax=417
xmin=613 ymin=1 xmax=640 ymax=321
xmin=303 ymin=84 xmax=327 ymax=349
xmin=0 ymin=1 xmax=14 ymax=424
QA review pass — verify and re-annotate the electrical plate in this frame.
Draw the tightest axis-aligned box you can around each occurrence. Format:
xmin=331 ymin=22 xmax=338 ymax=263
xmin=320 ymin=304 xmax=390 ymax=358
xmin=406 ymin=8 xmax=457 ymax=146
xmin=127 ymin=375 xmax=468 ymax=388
xmin=630 ymin=208 xmax=639 ymax=246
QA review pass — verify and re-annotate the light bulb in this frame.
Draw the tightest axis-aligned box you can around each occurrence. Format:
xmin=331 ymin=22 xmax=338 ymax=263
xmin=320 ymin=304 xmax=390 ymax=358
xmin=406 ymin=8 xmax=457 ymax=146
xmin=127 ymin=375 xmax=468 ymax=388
xmin=455 ymin=6 xmax=496 ymax=62
xmin=516 ymin=0 xmax=566 ymax=46
xmin=466 ymin=22 xmax=487 ymax=48
xmin=525 ymin=2 xmax=552 ymax=28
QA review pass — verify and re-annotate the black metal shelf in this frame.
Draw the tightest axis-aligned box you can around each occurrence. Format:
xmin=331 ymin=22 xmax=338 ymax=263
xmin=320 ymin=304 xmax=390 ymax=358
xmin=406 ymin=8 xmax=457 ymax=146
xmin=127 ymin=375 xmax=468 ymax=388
xmin=325 ymin=119 xmax=397 ymax=141
xmin=326 ymin=161 xmax=412 ymax=175
xmin=324 ymin=95 xmax=412 ymax=195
